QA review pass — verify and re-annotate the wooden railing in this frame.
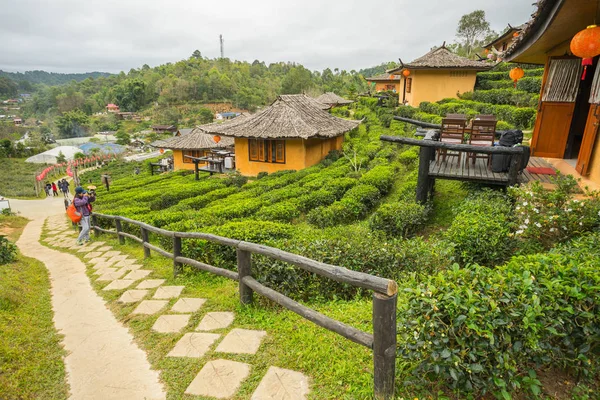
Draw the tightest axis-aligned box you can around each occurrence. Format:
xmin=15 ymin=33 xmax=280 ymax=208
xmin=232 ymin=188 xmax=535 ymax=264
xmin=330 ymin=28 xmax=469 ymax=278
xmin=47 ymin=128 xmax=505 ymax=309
xmin=91 ymin=212 xmax=399 ymax=399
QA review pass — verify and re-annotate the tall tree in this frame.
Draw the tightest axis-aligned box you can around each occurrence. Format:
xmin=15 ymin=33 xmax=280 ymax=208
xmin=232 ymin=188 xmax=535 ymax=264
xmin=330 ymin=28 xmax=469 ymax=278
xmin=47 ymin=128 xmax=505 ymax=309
xmin=55 ymin=109 xmax=89 ymax=138
xmin=456 ymin=10 xmax=492 ymax=57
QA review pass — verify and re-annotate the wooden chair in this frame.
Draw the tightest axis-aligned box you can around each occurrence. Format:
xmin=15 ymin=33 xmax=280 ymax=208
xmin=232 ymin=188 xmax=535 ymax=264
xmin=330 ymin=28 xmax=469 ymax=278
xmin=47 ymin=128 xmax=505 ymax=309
xmin=474 ymin=114 xmax=496 ymax=120
xmin=438 ymin=118 xmax=467 ymax=164
xmin=467 ymin=119 xmax=497 ymax=165
xmin=445 ymin=113 xmax=467 ymax=120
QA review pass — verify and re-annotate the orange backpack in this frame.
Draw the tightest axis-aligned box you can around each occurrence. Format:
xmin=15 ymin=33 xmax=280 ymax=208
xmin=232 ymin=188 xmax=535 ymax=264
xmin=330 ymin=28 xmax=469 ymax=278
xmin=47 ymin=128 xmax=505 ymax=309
xmin=66 ymin=202 xmax=82 ymax=223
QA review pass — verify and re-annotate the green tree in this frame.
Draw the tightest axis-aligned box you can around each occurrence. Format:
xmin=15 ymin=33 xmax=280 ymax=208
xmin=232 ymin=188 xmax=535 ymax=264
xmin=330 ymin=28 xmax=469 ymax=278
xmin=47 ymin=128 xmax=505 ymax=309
xmin=281 ymin=66 xmax=314 ymax=94
xmin=56 ymin=151 xmax=67 ymax=163
xmin=0 ymin=77 xmax=18 ymax=98
xmin=191 ymin=50 xmax=202 ymax=59
xmin=73 ymin=152 xmax=86 ymax=160
xmin=455 ymin=10 xmax=492 ymax=58
xmin=55 ymin=109 xmax=89 ymax=138
xmin=198 ymin=107 xmax=214 ymax=124
xmin=112 ymin=78 xmax=147 ymax=112
xmin=0 ymin=139 xmax=13 ymax=158
xmin=115 ymin=131 xmax=131 ymax=146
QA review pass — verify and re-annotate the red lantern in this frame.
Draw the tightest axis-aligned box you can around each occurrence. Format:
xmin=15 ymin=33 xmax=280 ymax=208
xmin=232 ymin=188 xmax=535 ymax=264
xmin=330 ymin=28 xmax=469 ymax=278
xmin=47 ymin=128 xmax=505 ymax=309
xmin=213 ymin=135 xmax=221 ymax=143
xmin=402 ymin=69 xmax=411 ymax=77
xmin=512 ymin=31 xmax=519 ymax=38
xmin=484 ymin=48 xmax=489 ymax=54
xmin=509 ymin=67 xmax=525 ymax=88
xmin=159 ymin=148 xmax=165 ymax=154
xmin=570 ymin=24 xmax=600 ymax=80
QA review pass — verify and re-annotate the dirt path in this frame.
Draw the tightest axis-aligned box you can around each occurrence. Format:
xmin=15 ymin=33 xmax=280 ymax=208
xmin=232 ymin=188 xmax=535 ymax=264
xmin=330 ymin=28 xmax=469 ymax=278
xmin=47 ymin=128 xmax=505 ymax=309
xmin=12 ymin=197 xmax=165 ymax=400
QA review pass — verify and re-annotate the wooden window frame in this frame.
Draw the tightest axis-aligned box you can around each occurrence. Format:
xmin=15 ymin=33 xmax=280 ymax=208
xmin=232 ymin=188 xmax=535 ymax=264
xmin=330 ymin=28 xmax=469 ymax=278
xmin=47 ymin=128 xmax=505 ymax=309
xmin=405 ymin=78 xmax=412 ymax=94
xmin=248 ymin=139 xmax=286 ymax=164
xmin=182 ymin=150 xmax=204 ymax=163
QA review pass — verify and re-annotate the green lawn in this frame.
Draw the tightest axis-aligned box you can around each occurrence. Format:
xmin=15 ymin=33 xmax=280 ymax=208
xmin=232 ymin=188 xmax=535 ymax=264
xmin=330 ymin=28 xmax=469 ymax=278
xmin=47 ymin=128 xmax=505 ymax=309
xmin=0 ymin=216 xmax=68 ymax=399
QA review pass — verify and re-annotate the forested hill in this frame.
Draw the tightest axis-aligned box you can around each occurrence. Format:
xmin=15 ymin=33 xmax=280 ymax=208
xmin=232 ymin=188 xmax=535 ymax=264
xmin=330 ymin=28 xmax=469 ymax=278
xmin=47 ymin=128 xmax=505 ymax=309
xmin=358 ymin=62 xmax=397 ymax=79
xmin=21 ymin=55 xmax=377 ymax=117
xmin=0 ymin=70 xmax=112 ymax=86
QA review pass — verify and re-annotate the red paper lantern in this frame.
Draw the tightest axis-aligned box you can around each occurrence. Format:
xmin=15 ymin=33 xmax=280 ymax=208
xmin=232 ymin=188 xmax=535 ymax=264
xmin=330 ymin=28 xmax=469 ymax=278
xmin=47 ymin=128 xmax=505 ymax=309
xmin=213 ymin=135 xmax=221 ymax=143
xmin=509 ymin=67 xmax=525 ymax=88
xmin=512 ymin=31 xmax=519 ymax=38
xmin=402 ymin=69 xmax=411 ymax=77
xmin=159 ymin=148 xmax=165 ymax=154
xmin=570 ymin=24 xmax=600 ymax=80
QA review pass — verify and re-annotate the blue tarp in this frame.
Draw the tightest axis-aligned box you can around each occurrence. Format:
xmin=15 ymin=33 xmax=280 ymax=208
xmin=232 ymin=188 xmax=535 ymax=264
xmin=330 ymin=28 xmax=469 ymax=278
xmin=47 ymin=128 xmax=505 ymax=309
xmin=79 ymin=142 xmax=126 ymax=154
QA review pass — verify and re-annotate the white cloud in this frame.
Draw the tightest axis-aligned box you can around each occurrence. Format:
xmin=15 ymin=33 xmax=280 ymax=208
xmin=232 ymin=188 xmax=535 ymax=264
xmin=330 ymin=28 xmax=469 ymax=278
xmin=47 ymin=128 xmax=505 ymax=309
xmin=0 ymin=0 xmax=535 ymax=73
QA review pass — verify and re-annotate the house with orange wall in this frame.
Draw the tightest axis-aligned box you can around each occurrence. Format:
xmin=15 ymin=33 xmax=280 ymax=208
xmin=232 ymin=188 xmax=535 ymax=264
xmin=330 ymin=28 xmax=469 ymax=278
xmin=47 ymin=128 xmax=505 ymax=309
xmin=386 ymin=45 xmax=493 ymax=107
xmin=503 ymin=0 xmax=600 ymax=189
xmin=202 ymin=94 xmax=360 ymax=176
xmin=365 ymin=73 xmax=402 ymax=94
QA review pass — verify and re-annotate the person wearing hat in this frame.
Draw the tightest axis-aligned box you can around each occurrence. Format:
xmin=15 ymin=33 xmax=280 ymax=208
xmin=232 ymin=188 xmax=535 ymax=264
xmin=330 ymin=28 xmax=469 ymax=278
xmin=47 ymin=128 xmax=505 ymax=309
xmin=73 ymin=186 xmax=96 ymax=245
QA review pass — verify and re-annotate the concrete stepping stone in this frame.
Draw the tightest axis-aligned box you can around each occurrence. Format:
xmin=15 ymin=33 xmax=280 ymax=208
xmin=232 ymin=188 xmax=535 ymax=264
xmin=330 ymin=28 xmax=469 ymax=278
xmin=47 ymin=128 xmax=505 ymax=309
xmin=122 ymin=269 xmax=152 ymax=281
xmin=114 ymin=258 xmax=136 ymax=267
xmin=215 ymin=328 xmax=267 ymax=354
xmin=131 ymin=300 xmax=168 ymax=315
xmin=102 ymin=251 xmax=122 ymax=259
xmin=153 ymin=286 xmax=184 ymax=299
xmin=171 ymin=298 xmax=206 ymax=313
xmin=103 ymin=279 xmax=135 ymax=291
xmin=118 ymin=289 xmax=149 ymax=304
xmin=95 ymin=246 xmax=113 ymax=252
xmin=83 ymin=251 xmax=104 ymax=259
xmin=185 ymin=359 xmax=251 ymax=398
xmin=151 ymin=314 xmax=191 ymax=333
xmin=136 ymin=279 xmax=165 ymax=289
xmin=252 ymin=366 xmax=310 ymax=400
xmin=92 ymin=261 xmax=115 ymax=270
xmin=196 ymin=312 xmax=234 ymax=331
xmin=88 ymin=257 xmax=108 ymax=265
xmin=94 ymin=267 xmax=118 ymax=276
xmin=97 ymin=271 xmax=125 ymax=282
xmin=120 ymin=264 xmax=143 ymax=271
xmin=167 ymin=332 xmax=220 ymax=358
xmin=76 ymin=242 xmax=102 ymax=252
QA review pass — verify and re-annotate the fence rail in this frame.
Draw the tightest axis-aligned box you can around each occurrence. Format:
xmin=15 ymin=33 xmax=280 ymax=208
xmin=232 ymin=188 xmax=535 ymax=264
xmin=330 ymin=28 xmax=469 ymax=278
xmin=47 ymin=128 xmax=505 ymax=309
xmin=91 ymin=212 xmax=398 ymax=399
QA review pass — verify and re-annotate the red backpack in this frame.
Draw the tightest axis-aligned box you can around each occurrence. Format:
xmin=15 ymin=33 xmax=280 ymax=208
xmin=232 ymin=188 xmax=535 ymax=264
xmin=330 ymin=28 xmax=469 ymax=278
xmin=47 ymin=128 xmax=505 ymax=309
xmin=66 ymin=202 xmax=82 ymax=223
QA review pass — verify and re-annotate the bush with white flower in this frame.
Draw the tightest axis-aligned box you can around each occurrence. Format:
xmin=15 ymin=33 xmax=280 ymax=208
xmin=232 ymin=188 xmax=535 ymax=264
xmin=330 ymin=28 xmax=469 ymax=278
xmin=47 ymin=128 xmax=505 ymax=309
xmin=509 ymin=173 xmax=600 ymax=252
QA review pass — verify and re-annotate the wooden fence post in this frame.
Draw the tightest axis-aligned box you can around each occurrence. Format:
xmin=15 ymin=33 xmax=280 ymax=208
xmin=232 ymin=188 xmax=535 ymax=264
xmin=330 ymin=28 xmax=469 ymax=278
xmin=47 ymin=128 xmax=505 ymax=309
xmin=140 ymin=227 xmax=150 ymax=258
xmin=507 ymin=150 xmax=523 ymax=186
xmin=173 ymin=236 xmax=182 ymax=276
xmin=236 ymin=249 xmax=253 ymax=305
xmin=194 ymin=160 xmax=200 ymax=181
xmin=91 ymin=215 xmax=100 ymax=236
xmin=373 ymin=292 xmax=397 ymax=400
xmin=416 ymin=145 xmax=435 ymax=204
xmin=115 ymin=219 xmax=125 ymax=245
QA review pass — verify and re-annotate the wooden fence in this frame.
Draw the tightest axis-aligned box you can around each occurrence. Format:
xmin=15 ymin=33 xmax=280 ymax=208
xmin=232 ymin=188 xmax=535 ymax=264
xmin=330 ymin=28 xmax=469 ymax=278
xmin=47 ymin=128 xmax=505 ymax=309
xmin=91 ymin=212 xmax=399 ymax=399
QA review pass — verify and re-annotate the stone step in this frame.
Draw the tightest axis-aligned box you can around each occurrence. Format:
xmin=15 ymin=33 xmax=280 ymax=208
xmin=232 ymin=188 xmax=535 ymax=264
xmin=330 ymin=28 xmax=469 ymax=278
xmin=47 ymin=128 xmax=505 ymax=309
xmin=215 ymin=328 xmax=267 ymax=355
xmin=252 ymin=366 xmax=310 ymax=400
xmin=136 ymin=279 xmax=166 ymax=289
xmin=171 ymin=298 xmax=206 ymax=313
xmin=195 ymin=312 xmax=235 ymax=331
xmin=131 ymin=300 xmax=168 ymax=315
xmin=153 ymin=286 xmax=184 ymax=299
xmin=167 ymin=332 xmax=220 ymax=358
xmin=185 ymin=359 xmax=250 ymax=398
xmin=152 ymin=314 xmax=191 ymax=333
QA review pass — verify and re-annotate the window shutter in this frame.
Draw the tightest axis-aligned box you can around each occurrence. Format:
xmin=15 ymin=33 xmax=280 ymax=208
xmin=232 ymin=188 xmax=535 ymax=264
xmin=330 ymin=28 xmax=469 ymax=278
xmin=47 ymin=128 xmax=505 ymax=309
xmin=542 ymin=58 xmax=582 ymax=103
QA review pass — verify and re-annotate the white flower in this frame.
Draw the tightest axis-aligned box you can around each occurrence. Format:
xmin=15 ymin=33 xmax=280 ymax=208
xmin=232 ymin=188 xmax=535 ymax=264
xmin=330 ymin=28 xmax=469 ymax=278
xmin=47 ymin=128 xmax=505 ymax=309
xmin=516 ymin=206 xmax=521 ymax=211
xmin=523 ymin=201 xmax=528 ymax=206
xmin=566 ymin=208 xmax=572 ymax=212
xmin=562 ymin=226 xmax=567 ymax=230
xmin=550 ymin=228 xmax=555 ymax=232
xmin=533 ymin=208 xmax=539 ymax=213
xmin=535 ymin=222 xmax=542 ymax=228
xmin=525 ymin=218 xmax=530 ymax=224
xmin=516 ymin=230 xmax=524 ymax=235
xmin=579 ymin=222 xmax=583 ymax=226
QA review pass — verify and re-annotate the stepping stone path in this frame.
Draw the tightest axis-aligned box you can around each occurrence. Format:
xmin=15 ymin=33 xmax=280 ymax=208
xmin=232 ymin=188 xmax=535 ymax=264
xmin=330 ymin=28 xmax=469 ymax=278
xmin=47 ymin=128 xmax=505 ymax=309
xmin=41 ymin=219 xmax=311 ymax=399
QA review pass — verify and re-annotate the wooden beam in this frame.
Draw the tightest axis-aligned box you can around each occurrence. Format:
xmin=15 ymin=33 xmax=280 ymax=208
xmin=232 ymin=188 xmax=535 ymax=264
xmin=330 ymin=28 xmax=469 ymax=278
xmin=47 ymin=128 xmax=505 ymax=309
xmin=380 ymin=135 xmax=526 ymax=155
xmin=373 ymin=293 xmax=397 ymax=400
xmin=393 ymin=116 xmax=441 ymax=129
xmin=237 ymin=249 xmax=253 ymax=305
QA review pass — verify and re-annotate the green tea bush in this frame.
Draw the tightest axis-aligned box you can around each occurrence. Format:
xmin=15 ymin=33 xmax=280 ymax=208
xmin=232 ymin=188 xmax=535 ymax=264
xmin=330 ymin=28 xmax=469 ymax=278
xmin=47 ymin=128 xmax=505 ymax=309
xmin=509 ymin=174 xmax=600 ymax=253
xmin=0 ymin=236 xmax=17 ymax=264
xmin=327 ymin=178 xmax=358 ymax=199
xmin=516 ymin=76 xmax=542 ymax=94
xmin=399 ymin=235 xmax=600 ymax=397
xmin=343 ymin=184 xmax=381 ymax=209
xmin=295 ymin=189 xmax=337 ymax=212
xmin=369 ymin=201 xmax=428 ymax=238
xmin=444 ymin=190 xmax=513 ymax=266
xmin=359 ymin=165 xmax=395 ymax=194
xmin=255 ymin=200 xmax=301 ymax=222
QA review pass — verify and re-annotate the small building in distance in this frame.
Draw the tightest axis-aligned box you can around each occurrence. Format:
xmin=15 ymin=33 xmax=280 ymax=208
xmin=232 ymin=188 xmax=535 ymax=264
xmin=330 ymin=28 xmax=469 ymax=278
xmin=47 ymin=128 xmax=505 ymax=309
xmin=365 ymin=73 xmax=401 ymax=94
xmin=483 ymin=24 xmax=525 ymax=54
xmin=13 ymin=118 xmax=22 ymax=126
xmin=152 ymin=125 xmax=178 ymax=134
xmin=216 ymin=112 xmax=240 ymax=120
xmin=106 ymin=103 xmax=120 ymax=113
xmin=387 ymin=45 xmax=493 ymax=107
xmin=202 ymin=94 xmax=360 ymax=176
xmin=315 ymin=92 xmax=354 ymax=108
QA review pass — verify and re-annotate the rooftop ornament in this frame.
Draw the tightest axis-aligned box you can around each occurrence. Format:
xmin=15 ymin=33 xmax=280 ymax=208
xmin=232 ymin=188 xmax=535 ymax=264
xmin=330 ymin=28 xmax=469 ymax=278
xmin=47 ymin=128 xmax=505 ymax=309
xmin=570 ymin=24 xmax=600 ymax=80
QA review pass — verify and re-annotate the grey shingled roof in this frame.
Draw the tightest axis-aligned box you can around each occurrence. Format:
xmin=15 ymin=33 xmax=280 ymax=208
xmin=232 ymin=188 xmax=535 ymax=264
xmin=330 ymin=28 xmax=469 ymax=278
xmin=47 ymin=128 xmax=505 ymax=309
xmin=388 ymin=46 xmax=493 ymax=72
xmin=315 ymin=92 xmax=354 ymax=106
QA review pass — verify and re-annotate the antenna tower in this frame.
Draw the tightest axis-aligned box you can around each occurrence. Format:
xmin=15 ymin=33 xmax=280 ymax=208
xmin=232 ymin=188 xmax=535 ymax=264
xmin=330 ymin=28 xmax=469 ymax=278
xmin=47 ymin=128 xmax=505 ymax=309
xmin=219 ymin=34 xmax=224 ymax=58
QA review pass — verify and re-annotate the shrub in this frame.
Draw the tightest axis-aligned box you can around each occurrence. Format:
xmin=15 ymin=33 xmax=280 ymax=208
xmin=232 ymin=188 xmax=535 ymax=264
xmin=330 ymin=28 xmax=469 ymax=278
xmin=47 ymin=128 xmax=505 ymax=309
xmin=255 ymin=200 xmax=301 ymax=222
xmin=224 ymin=171 xmax=248 ymax=187
xmin=256 ymin=171 xmax=269 ymax=179
xmin=509 ymin=174 xmax=600 ymax=253
xmin=369 ymin=201 xmax=428 ymax=238
xmin=0 ymin=235 xmax=17 ymax=264
xmin=399 ymin=237 xmax=600 ymax=397
xmin=471 ymin=89 xmax=538 ymax=107
xmin=360 ymin=165 xmax=395 ymax=194
xmin=343 ymin=184 xmax=381 ymax=209
xmin=296 ymin=189 xmax=337 ymax=212
xmin=445 ymin=190 xmax=513 ymax=266
xmin=516 ymin=76 xmax=542 ymax=94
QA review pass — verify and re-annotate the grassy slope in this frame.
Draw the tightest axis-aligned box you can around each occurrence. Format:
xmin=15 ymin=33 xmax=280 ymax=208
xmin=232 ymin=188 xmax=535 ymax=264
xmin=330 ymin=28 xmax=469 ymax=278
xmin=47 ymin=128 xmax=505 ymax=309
xmin=0 ymin=215 xmax=68 ymax=399
xmin=0 ymin=158 xmax=64 ymax=198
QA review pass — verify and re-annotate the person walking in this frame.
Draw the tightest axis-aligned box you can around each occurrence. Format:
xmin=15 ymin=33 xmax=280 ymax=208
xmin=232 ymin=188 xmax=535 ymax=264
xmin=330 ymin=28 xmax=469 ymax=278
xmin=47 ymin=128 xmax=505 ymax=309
xmin=61 ymin=179 xmax=70 ymax=198
xmin=43 ymin=182 xmax=50 ymax=196
xmin=73 ymin=186 xmax=96 ymax=245
xmin=51 ymin=182 xmax=59 ymax=197
xmin=45 ymin=182 xmax=52 ymax=197
xmin=101 ymin=174 xmax=110 ymax=192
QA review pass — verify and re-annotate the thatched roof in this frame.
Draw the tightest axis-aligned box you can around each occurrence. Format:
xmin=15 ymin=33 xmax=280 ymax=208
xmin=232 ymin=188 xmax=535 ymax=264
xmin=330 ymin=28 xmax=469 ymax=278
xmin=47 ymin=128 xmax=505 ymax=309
xmin=315 ymin=92 xmax=353 ymax=106
xmin=365 ymin=73 xmax=400 ymax=82
xmin=200 ymin=94 xmax=361 ymax=139
xmin=153 ymin=117 xmax=248 ymax=150
xmin=388 ymin=46 xmax=493 ymax=72
xmin=483 ymin=24 xmax=526 ymax=49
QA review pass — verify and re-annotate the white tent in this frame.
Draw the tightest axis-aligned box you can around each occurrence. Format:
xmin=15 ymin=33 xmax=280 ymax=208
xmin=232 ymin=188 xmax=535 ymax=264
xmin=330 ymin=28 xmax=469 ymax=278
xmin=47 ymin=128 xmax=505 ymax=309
xmin=25 ymin=146 xmax=82 ymax=164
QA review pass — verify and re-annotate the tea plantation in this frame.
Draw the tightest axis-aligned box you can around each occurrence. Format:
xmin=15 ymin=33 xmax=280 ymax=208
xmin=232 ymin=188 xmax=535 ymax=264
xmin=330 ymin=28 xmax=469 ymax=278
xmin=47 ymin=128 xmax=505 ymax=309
xmin=84 ymin=98 xmax=600 ymax=399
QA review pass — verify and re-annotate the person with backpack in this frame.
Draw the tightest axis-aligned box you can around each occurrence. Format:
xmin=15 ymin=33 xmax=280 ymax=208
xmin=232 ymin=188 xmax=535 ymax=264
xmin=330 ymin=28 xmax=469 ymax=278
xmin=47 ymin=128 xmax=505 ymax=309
xmin=61 ymin=179 xmax=70 ymax=198
xmin=72 ymin=186 xmax=96 ymax=245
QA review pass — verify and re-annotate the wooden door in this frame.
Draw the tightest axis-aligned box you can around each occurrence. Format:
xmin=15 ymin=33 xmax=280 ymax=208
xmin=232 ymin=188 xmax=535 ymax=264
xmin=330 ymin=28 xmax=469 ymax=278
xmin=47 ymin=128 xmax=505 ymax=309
xmin=531 ymin=102 xmax=575 ymax=158
xmin=576 ymin=104 xmax=600 ymax=175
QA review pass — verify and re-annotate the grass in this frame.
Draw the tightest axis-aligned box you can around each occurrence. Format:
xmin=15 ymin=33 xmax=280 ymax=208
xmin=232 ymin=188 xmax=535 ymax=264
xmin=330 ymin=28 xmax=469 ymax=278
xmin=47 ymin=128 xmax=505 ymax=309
xmin=0 ymin=215 xmax=68 ymax=400
xmin=0 ymin=158 xmax=64 ymax=198
xmin=41 ymin=226 xmax=426 ymax=400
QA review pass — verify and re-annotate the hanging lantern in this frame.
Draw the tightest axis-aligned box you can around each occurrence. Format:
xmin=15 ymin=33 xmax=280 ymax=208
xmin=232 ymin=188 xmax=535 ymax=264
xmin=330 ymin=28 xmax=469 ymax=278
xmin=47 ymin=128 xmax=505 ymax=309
xmin=484 ymin=48 xmax=489 ymax=54
xmin=402 ymin=69 xmax=411 ymax=77
xmin=512 ymin=31 xmax=520 ymax=38
xmin=213 ymin=135 xmax=221 ymax=143
xmin=159 ymin=148 xmax=164 ymax=154
xmin=570 ymin=25 xmax=600 ymax=80
xmin=509 ymin=67 xmax=525 ymax=88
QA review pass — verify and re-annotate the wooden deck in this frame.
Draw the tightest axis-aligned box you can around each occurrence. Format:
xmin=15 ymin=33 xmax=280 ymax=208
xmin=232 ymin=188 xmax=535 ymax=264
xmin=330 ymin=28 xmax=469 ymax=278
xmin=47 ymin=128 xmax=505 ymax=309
xmin=429 ymin=156 xmax=555 ymax=185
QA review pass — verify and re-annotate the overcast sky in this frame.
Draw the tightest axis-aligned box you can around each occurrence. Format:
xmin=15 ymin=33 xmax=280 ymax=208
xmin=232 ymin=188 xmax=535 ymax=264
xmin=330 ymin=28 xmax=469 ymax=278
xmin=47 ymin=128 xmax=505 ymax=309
xmin=0 ymin=0 xmax=535 ymax=74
